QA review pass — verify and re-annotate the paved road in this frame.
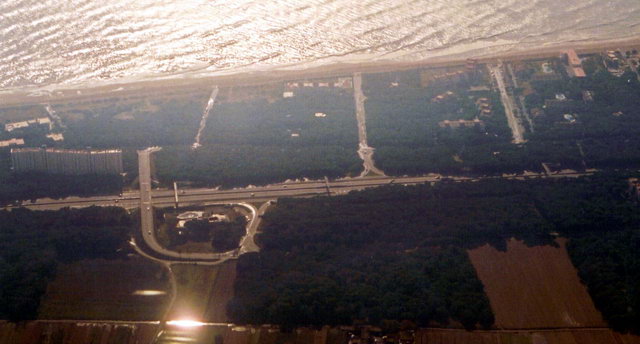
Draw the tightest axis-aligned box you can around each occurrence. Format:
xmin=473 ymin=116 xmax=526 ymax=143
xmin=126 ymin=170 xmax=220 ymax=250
xmin=353 ymin=72 xmax=385 ymax=177
xmin=239 ymin=201 xmax=271 ymax=254
xmin=192 ymin=86 xmax=218 ymax=149
xmin=138 ymin=147 xmax=160 ymax=257
xmin=489 ymin=62 xmax=526 ymax=144
xmin=136 ymin=147 xmax=263 ymax=263
xmin=11 ymin=171 xmax=596 ymax=212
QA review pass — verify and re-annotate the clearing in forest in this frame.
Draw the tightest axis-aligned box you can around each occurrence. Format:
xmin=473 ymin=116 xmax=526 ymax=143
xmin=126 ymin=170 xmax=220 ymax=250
xmin=468 ymin=238 xmax=606 ymax=329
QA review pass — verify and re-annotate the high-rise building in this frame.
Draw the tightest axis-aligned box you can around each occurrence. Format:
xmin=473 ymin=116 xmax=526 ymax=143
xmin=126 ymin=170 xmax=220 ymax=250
xmin=10 ymin=148 xmax=123 ymax=175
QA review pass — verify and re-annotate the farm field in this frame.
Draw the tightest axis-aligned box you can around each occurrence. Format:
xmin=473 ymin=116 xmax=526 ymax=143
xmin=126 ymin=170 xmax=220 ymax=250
xmin=167 ymin=264 xmax=220 ymax=321
xmin=0 ymin=321 xmax=160 ymax=344
xmin=416 ymin=328 xmax=640 ymax=344
xmin=37 ymin=258 xmax=171 ymax=321
xmin=0 ymin=321 xmax=349 ymax=344
xmin=167 ymin=261 xmax=237 ymax=322
xmin=204 ymin=261 xmax=237 ymax=323
xmin=468 ymin=239 xmax=605 ymax=329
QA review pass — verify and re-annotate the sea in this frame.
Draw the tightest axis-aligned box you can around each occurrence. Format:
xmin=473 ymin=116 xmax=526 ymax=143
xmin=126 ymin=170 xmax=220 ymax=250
xmin=1 ymin=0 xmax=639 ymax=92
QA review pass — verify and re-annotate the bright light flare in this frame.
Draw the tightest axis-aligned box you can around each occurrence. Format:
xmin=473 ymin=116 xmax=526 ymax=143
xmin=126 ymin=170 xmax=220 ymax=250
xmin=166 ymin=320 xmax=205 ymax=328
xmin=132 ymin=290 xmax=166 ymax=296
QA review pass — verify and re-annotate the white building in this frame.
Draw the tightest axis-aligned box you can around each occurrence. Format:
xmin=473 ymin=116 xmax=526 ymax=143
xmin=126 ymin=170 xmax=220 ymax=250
xmin=0 ymin=138 xmax=25 ymax=147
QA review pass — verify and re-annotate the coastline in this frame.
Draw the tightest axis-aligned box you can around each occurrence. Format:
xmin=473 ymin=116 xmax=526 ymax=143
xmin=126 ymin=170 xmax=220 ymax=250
xmin=1 ymin=35 xmax=639 ymax=109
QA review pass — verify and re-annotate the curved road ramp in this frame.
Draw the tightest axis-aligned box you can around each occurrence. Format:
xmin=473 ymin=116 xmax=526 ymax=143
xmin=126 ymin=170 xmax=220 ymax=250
xmin=136 ymin=147 xmax=266 ymax=265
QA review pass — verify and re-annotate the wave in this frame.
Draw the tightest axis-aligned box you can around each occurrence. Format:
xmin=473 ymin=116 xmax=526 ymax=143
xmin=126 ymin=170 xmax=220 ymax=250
xmin=0 ymin=0 xmax=639 ymax=91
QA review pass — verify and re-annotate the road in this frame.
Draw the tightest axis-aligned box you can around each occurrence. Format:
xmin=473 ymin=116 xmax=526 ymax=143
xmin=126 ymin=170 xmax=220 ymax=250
xmin=489 ymin=62 xmax=526 ymax=144
xmin=136 ymin=147 xmax=262 ymax=263
xmin=238 ymin=201 xmax=271 ymax=254
xmin=353 ymin=72 xmax=385 ymax=177
xmin=11 ymin=171 xmax=596 ymax=212
xmin=138 ymin=147 xmax=161 ymax=258
xmin=192 ymin=86 xmax=218 ymax=149
xmin=504 ymin=62 xmax=535 ymax=133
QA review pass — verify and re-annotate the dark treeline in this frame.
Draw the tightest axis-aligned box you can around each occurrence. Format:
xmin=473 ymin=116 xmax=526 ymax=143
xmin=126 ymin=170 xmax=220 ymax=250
xmin=202 ymin=88 xmax=358 ymax=147
xmin=0 ymin=206 xmax=132 ymax=321
xmin=229 ymin=173 xmax=640 ymax=333
xmin=526 ymin=70 xmax=640 ymax=141
xmin=60 ymin=95 xmax=208 ymax=148
xmin=568 ymin=231 xmax=640 ymax=333
xmin=155 ymin=145 xmax=362 ymax=188
xmin=57 ymin=88 xmax=362 ymax=187
xmin=152 ymin=88 xmax=361 ymax=187
xmin=362 ymin=69 xmax=530 ymax=177
xmin=366 ymin=62 xmax=640 ymax=177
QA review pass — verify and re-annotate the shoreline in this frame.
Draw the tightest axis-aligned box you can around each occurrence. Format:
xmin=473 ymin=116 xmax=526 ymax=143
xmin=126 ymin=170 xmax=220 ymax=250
xmin=1 ymin=36 xmax=639 ymax=109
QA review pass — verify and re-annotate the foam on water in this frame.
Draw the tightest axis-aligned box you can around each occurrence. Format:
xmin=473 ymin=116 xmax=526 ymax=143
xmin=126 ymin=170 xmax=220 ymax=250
xmin=0 ymin=0 xmax=639 ymax=91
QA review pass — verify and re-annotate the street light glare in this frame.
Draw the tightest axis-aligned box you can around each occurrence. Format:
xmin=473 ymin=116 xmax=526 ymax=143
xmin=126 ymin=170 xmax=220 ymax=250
xmin=166 ymin=320 xmax=205 ymax=328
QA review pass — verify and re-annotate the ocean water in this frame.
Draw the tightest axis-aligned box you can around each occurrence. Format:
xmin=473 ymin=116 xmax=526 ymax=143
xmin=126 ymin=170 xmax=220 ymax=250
xmin=1 ymin=0 xmax=639 ymax=90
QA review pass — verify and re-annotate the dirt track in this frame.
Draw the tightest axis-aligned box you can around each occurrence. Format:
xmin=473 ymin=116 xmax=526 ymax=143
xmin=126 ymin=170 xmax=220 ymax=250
xmin=468 ymin=239 xmax=606 ymax=329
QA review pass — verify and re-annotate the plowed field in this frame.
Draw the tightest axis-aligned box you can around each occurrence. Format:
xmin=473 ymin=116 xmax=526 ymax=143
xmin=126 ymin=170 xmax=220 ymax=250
xmin=0 ymin=321 xmax=160 ymax=344
xmin=416 ymin=328 xmax=640 ymax=344
xmin=205 ymin=260 xmax=237 ymax=322
xmin=38 ymin=258 xmax=170 ymax=321
xmin=468 ymin=239 xmax=605 ymax=329
xmin=168 ymin=260 xmax=237 ymax=322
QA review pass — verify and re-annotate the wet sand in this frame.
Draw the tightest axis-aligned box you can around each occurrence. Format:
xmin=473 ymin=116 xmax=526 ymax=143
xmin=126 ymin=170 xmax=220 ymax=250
xmin=1 ymin=36 xmax=639 ymax=109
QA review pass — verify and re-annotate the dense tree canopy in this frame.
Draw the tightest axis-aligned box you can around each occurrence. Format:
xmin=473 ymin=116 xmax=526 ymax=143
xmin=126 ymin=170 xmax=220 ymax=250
xmin=0 ymin=207 xmax=132 ymax=321
xmin=230 ymin=173 xmax=640 ymax=333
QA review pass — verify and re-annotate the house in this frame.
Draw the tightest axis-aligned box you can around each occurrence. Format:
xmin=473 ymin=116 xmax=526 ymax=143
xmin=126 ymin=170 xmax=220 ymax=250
xmin=0 ymin=138 xmax=25 ymax=147
xmin=335 ymin=77 xmax=353 ymax=88
xmin=5 ymin=117 xmax=53 ymax=132
xmin=4 ymin=121 xmax=29 ymax=132
xmin=177 ymin=211 xmax=204 ymax=220
xmin=563 ymin=114 xmax=577 ymax=123
xmin=564 ymin=50 xmax=586 ymax=77
xmin=208 ymin=214 xmax=229 ymax=223
xmin=46 ymin=133 xmax=64 ymax=141
xmin=439 ymin=118 xmax=485 ymax=129
xmin=283 ymin=91 xmax=294 ymax=98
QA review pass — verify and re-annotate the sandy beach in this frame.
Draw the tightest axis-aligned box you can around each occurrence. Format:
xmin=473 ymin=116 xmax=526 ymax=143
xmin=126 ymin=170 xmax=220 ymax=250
xmin=1 ymin=36 xmax=639 ymax=109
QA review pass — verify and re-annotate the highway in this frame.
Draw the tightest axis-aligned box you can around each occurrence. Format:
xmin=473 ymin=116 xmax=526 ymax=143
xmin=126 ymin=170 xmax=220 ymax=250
xmin=136 ymin=147 xmax=263 ymax=263
xmin=138 ymin=147 xmax=160 ymax=257
xmin=9 ymin=171 xmax=595 ymax=212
